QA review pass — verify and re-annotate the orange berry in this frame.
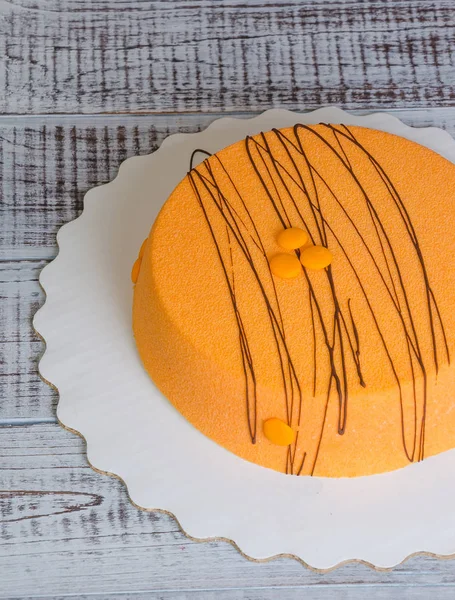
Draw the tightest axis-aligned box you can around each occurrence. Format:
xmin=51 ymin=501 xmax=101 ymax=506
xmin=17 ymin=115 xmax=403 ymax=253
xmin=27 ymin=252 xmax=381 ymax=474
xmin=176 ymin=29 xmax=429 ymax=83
xmin=300 ymin=245 xmax=333 ymax=270
xmin=269 ymin=253 xmax=302 ymax=279
xmin=263 ymin=418 xmax=296 ymax=446
xmin=131 ymin=258 xmax=142 ymax=284
xmin=277 ymin=227 xmax=309 ymax=250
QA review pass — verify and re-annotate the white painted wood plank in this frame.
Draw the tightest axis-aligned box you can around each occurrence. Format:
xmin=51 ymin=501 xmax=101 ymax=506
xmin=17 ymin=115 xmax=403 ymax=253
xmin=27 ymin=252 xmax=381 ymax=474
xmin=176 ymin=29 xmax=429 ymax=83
xmin=0 ymin=261 xmax=56 ymax=419
xmin=1 ymin=0 xmax=454 ymax=114
xmin=2 ymin=423 xmax=455 ymax=598
xmin=2 ymin=108 xmax=455 ymax=261
xmin=0 ymin=113 xmax=218 ymax=261
xmin=8 ymin=590 xmax=455 ymax=600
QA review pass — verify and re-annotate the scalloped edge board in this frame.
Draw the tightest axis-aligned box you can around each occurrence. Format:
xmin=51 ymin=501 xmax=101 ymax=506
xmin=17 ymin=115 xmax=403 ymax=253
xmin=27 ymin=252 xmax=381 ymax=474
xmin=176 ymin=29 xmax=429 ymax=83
xmin=34 ymin=108 xmax=455 ymax=569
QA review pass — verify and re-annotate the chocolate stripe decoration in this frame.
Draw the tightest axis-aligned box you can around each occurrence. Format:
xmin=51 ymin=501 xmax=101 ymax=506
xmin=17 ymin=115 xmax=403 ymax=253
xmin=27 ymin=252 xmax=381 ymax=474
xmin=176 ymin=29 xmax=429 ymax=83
xmin=187 ymin=124 xmax=449 ymax=475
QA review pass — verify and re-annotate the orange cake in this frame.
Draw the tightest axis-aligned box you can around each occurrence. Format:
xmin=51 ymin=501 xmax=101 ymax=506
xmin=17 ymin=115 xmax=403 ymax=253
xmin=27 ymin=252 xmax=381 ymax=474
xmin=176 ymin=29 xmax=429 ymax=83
xmin=132 ymin=124 xmax=455 ymax=477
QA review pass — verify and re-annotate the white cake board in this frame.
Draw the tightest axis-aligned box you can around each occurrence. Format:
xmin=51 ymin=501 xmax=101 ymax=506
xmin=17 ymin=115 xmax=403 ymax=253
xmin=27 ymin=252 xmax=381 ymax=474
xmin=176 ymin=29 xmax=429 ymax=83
xmin=34 ymin=108 xmax=455 ymax=570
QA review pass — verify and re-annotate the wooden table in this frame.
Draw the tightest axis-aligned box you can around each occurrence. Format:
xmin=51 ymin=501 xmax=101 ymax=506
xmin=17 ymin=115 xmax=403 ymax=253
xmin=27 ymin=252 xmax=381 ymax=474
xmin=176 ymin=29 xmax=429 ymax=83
xmin=2 ymin=1 xmax=455 ymax=597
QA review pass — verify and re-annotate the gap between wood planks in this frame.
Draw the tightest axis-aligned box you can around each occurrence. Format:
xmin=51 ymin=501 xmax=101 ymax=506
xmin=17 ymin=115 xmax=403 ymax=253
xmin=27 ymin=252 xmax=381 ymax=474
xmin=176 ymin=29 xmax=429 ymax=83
xmin=1 ymin=107 xmax=455 ymax=120
xmin=0 ymin=417 xmax=57 ymax=426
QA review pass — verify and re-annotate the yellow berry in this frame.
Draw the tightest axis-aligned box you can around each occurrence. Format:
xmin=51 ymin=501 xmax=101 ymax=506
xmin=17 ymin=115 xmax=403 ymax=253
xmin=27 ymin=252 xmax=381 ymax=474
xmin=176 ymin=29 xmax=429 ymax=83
xmin=300 ymin=245 xmax=333 ymax=270
xmin=263 ymin=418 xmax=296 ymax=446
xmin=277 ymin=227 xmax=309 ymax=250
xmin=269 ymin=253 xmax=302 ymax=279
xmin=131 ymin=258 xmax=142 ymax=284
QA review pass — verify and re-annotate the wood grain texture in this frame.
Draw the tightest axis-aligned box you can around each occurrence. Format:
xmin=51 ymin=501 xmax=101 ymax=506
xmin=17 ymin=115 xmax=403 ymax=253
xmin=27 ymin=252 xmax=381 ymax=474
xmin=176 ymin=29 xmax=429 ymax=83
xmin=0 ymin=114 xmax=216 ymax=260
xmin=9 ymin=594 xmax=455 ymax=600
xmin=9 ymin=593 xmax=455 ymax=600
xmin=3 ymin=109 xmax=455 ymax=261
xmin=2 ymin=423 xmax=455 ymax=599
xmin=1 ymin=0 xmax=455 ymax=114
xmin=0 ymin=261 xmax=56 ymax=419
xmin=10 ymin=594 xmax=455 ymax=600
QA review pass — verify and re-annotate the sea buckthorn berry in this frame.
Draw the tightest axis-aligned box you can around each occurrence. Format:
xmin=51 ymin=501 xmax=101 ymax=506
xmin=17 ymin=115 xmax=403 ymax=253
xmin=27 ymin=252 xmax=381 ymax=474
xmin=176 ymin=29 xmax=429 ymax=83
xmin=277 ymin=227 xmax=309 ymax=250
xmin=300 ymin=245 xmax=333 ymax=270
xmin=139 ymin=238 xmax=148 ymax=259
xmin=131 ymin=258 xmax=142 ymax=284
xmin=263 ymin=418 xmax=296 ymax=446
xmin=269 ymin=253 xmax=302 ymax=279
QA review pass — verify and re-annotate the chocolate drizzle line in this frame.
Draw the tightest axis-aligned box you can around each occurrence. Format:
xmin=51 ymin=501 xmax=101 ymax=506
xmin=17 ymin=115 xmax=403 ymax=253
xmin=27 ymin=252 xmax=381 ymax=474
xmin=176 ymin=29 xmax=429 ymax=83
xmin=190 ymin=149 xmax=212 ymax=170
xmin=187 ymin=125 xmax=450 ymax=475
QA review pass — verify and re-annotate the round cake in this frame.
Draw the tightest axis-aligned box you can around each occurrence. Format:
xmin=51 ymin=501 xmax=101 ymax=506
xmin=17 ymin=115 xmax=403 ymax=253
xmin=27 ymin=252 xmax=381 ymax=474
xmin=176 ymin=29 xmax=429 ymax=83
xmin=132 ymin=124 xmax=455 ymax=477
